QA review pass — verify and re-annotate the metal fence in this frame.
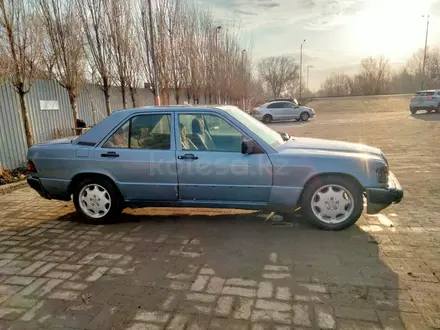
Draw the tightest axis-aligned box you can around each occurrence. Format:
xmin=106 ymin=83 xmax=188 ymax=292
xmin=0 ymin=80 xmax=186 ymax=170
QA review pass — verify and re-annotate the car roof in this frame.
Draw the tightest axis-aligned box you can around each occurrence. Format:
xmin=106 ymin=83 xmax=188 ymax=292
xmin=416 ymin=90 xmax=440 ymax=93
xmin=260 ymin=100 xmax=294 ymax=107
xmin=114 ymin=105 xmax=237 ymax=115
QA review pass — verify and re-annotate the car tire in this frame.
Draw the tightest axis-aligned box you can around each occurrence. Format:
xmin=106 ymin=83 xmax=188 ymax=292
xmin=263 ymin=115 xmax=273 ymax=123
xmin=73 ymin=176 xmax=123 ymax=223
xmin=410 ymin=108 xmax=417 ymax=114
xmin=300 ymin=112 xmax=310 ymax=121
xmin=301 ymin=175 xmax=363 ymax=230
xmin=436 ymin=105 xmax=440 ymax=113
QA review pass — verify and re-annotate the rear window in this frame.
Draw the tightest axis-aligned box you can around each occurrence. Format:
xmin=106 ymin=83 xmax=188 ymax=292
xmin=415 ymin=91 xmax=435 ymax=96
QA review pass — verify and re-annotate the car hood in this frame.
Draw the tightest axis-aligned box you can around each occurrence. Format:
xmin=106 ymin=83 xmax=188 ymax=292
xmin=278 ymin=137 xmax=383 ymax=157
xmin=39 ymin=136 xmax=77 ymax=145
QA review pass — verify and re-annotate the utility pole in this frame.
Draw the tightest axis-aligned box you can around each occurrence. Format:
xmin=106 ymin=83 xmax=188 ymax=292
xmin=306 ymin=65 xmax=313 ymax=93
xmin=241 ymin=49 xmax=246 ymax=110
xmin=421 ymin=14 xmax=430 ymax=90
xmin=299 ymin=39 xmax=306 ymax=99
xmin=148 ymin=0 xmax=160 ymax=105
xmin=215 ymin=26 xmax=222 ymax=104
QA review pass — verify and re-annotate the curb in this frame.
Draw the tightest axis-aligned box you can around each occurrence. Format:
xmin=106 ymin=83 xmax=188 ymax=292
xmin=0 ymin=180 xmax=28 ymax=196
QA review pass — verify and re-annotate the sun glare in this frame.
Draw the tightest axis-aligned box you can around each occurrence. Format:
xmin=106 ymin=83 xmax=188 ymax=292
xmin=350 ymin=0 xmax=431 ymax=60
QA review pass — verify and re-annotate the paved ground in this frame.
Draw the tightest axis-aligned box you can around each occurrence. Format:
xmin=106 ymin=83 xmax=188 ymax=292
xmin=0 ymin=95 xmax=439 ymax=329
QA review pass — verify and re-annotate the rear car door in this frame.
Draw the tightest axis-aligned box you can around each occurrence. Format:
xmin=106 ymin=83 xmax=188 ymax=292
xmin=94 ymin=112 xmax=178 ymax=201
xmin=175 ymin=112 xmax=272 ymax=203
xmin=267 ymin=102 xmax=285 ymax=120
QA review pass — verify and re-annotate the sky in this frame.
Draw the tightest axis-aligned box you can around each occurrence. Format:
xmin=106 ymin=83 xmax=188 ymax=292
xmin=198 ymin=0 xmax=440 ymax=90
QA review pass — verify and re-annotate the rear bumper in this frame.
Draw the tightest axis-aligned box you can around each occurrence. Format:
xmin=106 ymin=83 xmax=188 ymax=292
xmin=27 ymin=177 xmax=50 ymax=199
xmin=366 ymin=171 xmax=403 ymax=214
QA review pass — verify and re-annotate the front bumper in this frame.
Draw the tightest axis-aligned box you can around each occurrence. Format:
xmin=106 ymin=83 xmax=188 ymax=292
xmin=365 ymin=171 xmax=403 ymax=214
xmin=27 ymin=177 xmax=49 ymax=199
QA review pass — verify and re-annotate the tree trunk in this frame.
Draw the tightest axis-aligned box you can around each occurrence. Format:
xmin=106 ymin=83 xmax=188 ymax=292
xmin=104 ymin=88 xmax=111 ymax=117
xmin=175 ymin=88 xmax=180 ymax=105
xmin=121 ymin=81 xmax=127 ymax=109
xmin=187 ymin=89 xmax=191 ymax=103
xmin=18 ymin=90 xmax=34 ymax=148
xmin=129 ymin=85 xmax=137 ymax=108
xmin=103 ymin=79 xmax=112 ymax=116
xmin=68 ymin=92 xmax=80 ymax=134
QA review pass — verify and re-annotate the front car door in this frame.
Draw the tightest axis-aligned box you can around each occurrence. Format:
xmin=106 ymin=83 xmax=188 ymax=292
xmin=281 ymin=102 xmax=300 ymax=119
xmin=175 ymin=111 xmax=273 ymax=204
xmin=94 ymin=112 xmax=178 ymax=201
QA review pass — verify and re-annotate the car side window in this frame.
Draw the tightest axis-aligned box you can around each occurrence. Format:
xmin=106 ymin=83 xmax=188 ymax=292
xmin=283 ymin=103 xmax=295 ymax=108
xmin=103 ymin=114 xmax=171 ymax=150
xmin=267 ymin=103 xmax=281 ymax=109
xmin=102 ymin=121 xmax=129 ymax=148
xmin=178 ymin=114 xmax=244 ymax=152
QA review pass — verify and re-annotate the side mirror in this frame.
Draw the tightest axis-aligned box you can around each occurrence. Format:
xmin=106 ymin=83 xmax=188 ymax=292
xmin=241 ymin=140 xmax=264 ymax=155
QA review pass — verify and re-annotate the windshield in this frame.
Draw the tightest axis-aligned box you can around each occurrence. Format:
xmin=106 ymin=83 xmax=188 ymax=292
xmin=224 ymin=107 xmax=284 ymax=148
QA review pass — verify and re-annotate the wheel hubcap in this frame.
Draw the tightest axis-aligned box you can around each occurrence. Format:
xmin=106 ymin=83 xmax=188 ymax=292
xmin=301 ymin=113 xmax=309 ymax=120
xmin=79 ymin=184 xmax=111 ymax=219
xmin=311 ymin=184 xmax=354 ymax=224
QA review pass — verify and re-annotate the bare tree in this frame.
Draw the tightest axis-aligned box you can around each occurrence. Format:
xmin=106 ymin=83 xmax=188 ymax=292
xmin=0 ymin=0 xmax=42 ymax=147
xmin=321 ymin=73 xmax=352 ymax=97
xmin=37 ymin=0 xmax=85 ymax=129
xmin=356 ymin=56 xmax=391 ymax=95
xmin=257 ymin=56 xmax=299 ymax=98
xmin=107 ymin=0 xmax=131 ymax=108
xmin=76 ymin=0 xmax=113 ymax=116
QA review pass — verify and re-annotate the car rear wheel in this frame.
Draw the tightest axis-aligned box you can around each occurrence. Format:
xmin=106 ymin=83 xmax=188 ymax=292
xmin=300 ymin=112 xmax=310 ymax=121
xmin=410 ymin=108 xmax=417 ymax=114
xmin=302 ymin=176 xmax=363 ymax=230
xmin=73 ymin=177 xmax=123 ymax=223
xmin=263 ymin=114 xmax=273 ymax=123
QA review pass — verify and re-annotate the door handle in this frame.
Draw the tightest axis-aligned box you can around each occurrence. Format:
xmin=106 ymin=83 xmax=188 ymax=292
xmin=178 ymin=153 xmax=198 ymax=160
xmin=101 ymin=151 xmax=120 ymax=158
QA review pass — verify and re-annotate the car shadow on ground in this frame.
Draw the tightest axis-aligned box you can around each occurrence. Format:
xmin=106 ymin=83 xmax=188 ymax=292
xmin=49 ymin=209 xmax=402 ymax=328
xmin=411 ymin=112 xmax=440 ymax=121
xmin=0 ymin=194 xmax=405 ymax=329
xmin=268 ymin=120 xmax=310 ymax=128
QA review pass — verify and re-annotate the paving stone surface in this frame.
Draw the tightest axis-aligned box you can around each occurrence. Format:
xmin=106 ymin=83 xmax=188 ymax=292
xmin=0 ymin=95 xmax=439 ymax=329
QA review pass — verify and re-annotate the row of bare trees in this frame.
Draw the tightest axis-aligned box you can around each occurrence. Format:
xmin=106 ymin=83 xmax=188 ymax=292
xmin=0 ymin=0 xmax=253 ymax=148
xmin=319 ymin=56 xmax=392 ymax=97
xmin=320 ymin=49 xmax=440 ymax=97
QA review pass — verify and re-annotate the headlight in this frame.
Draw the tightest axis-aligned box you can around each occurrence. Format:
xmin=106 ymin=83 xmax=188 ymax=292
xmin=376 ymin=165 xmax=389 ymax=183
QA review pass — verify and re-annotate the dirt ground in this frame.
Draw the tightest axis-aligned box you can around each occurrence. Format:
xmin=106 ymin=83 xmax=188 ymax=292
xmin=0 ymin=94 xmax=439 ymax=329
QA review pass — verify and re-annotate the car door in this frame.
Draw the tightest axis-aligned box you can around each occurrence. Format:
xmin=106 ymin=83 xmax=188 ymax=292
xmin=93 ymin=112 xmax=178 ymax=201
xmin=266 ymin=102 xmax=284 ymax=120
xmin=175 ymin=112 xmax=272 ymax=203
xmin=281 ymin=102 xmax=298 ymax=119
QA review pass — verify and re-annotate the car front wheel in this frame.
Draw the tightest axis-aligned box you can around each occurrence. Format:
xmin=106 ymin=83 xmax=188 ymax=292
xmin=301 ymin=176 xmax=363 ymax=230
xmin=73 ymin=177 xmax=123 ymax=223
xmin=300 ymin=112 xmax=310 ymax=121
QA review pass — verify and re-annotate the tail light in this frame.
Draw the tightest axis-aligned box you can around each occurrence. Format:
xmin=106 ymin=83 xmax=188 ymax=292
xmin=27 ymin=160 xmax=37 ymax=173
xmin=376 ymin=166 xmax=389 ymax=183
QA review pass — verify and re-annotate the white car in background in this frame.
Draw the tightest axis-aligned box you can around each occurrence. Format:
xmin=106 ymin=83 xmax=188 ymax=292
xmin=251 ymin=99 xmax=315 ymax=123
xmin=410 ymin=90 xmax=440 ymax=114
